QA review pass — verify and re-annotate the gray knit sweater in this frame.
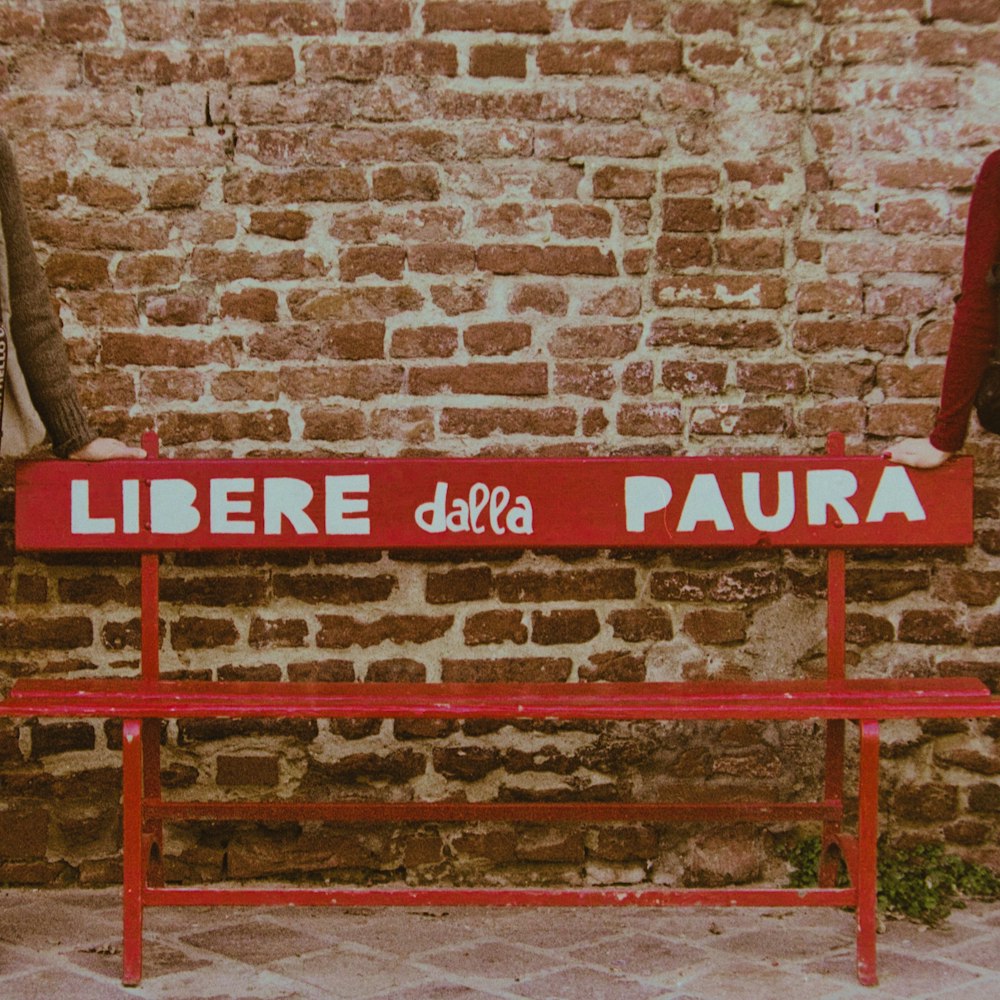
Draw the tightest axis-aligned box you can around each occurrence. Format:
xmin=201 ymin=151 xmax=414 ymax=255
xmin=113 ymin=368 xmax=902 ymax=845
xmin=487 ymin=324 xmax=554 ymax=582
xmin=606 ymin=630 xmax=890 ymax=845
xmin=0 ymin=131 xmax=96 ymax=457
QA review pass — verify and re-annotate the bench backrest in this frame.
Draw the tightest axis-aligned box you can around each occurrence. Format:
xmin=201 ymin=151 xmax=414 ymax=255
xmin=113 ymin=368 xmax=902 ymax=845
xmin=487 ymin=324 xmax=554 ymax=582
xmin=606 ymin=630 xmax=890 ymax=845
xmin=15 ymin=432 xmax=974 ymax=687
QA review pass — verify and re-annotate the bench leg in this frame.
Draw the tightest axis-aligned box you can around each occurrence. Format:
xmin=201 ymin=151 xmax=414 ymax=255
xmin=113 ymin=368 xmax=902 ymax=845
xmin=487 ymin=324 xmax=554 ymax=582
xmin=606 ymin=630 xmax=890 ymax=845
xmin=856 ymin=719 xmax=880 ymax=987
xmin=122 ymin=719 xmax=144 ymax=987
xmin=820 ymin=719 xmax=846 ymax=887
xmin=142 ymin=719 xmax=164 ymax=888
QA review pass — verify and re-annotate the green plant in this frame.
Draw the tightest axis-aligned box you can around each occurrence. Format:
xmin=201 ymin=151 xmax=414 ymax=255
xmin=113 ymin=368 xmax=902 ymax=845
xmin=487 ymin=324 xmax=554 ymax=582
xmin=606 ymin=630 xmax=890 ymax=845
xmin=779 ymin=836 xmax=1000 ymax=926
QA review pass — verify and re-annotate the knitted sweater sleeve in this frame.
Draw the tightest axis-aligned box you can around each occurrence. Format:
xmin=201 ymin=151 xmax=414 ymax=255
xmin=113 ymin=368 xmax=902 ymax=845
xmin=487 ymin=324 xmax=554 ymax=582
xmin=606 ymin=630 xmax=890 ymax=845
xmin=0 ymin=132 xmax=96 ymax=457
xmin=929 ymin=150 xmax=1000 ymax=453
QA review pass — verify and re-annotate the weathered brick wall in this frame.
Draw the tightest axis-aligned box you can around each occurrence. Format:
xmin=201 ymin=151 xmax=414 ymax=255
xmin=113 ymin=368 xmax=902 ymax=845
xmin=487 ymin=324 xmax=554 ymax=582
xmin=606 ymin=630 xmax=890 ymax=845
xmin=3 ymin=0 xmax=1000 ymax=888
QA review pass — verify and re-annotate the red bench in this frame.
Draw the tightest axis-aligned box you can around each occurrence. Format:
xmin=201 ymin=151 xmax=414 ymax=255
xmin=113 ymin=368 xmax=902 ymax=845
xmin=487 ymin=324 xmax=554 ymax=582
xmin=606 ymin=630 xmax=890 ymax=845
xmin=1 ymin=431 xmax=994 ymax=987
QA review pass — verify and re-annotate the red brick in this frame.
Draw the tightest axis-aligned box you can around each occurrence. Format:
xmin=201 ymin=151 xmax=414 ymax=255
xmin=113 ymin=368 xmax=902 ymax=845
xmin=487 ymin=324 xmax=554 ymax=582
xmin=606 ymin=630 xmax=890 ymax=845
xmin=224 ymin=168 xmax=369 ymax=203
xmin=717 ymin=236 xmax=784 ymax=270
xmin=114 ymin=254 xmax=185 ymax=288
xmin=593 ymin=165 xmax=656 ymax=199
xmin=197 ymin=2 xmax=339 ymax=35
xmin=608 ymin=608 xmax=674 ymax=642
xmin=230 ymin=45 xmax=296 ymax=84
xmin=662 ymin=197 xmax=722 ymax=232
xmin=931 ymin=0 xmax=998 ymax=22
xmin=217 ymin=755 xmax=280 ymax=787
xmin=287 ymin=286 xmax=423 ymax=321
xmin=893 ymin=782 xmax=960 ymax=822
xmin=0 ymin=616 xmax=93 ymax=650
xmin=735 ymin=362 xmax=806 ymax=394
xmin=581 ymin=287 xmax=641 ymax=317
xmin=654 ymin=276 xmax=786 ymax=310
xmin=551 ymin=204 xmax=612 ymax=238
xmin=440 ymin=406 xmax=576 ymax=437
xmin=280 ymin=364 xmax=404 ymax=401
xmin=144 ymin=293 xmax=209 ymax=326
xmin=464 ymin=323 xmax=532 ymax=356
xmin=531 ymin=608 xmax=601 ymax=646
xmin=663 ymin=362 xmax=728 ymax=394
xmin=538 ymin=41 xmax=682 ymax=75
xmin=796 ymin=279 xmax=863 ymax=313
xmin=220 ymin=288 xmax=279 ymax=322
xmin=250 ymin=322 xmax=385 ymax=361
xmin=70 ymin=176 xmax=140 ymax=211
xmin=340 ymin=246 xmax=406 ymax=281
xmin=464 ymin=609 xmax=528 ymax=645
xmin=408 ymin=362 xmax=548 ymax=396
xmin=383 ymin=42 xmax=458 ymax=76
xmin=301 ymin=405 xmax=368 ymax=441
xmin=554 ymin=363 xmax=616 ymax=400
xmin=671 ymin=1 xmax=739 ymax=34
xmin=249 ymin=210 xmax=311 ymax=241
xmin=0 ymin=7 xmax=42 ymax=41
xmin=471 ymin=45 xmax=528 ymax=78
xmin=192 ymin=248 xmax=311 ymax=282
xmin=426 ymin=567 xmax=494 ymax=604
xmin=684 ymin=609 xmax=748 ymax=644
xmin=424 ymin=2 xmax=553 ymax=33
xmin=617 ymin=403 xmax=684 ymax=436
xmin=692 ymin=405 xmax=787 ymax=436
xmin=432 ymin=284 xmax=489 ymax=315
xmin=550 ymin=324 xmax=641 ymax=359
xmin=44 ymin=2 xmax=110 ymax=42
xmin=571 ymin=1 xmax=629 ymax=28
xmin=662 ymin=166 xmax=720 ymax=194
xmin=157 ymin=410 xmax=291 ymax=445
xmin=478 ymin=244 xmax=617 ymax=276
xmin=45 ymin=252 xmax=109 ymax=290
xmin=876 ymin=158 xmax=972 ymax=190
xmin=623 ymin=360 xmax=653 ymax=395
xmin=316 ymin=614 xmax=453 ymax=648
xmin=345 ymin=0 xmax=411 ymax=30
xmin=390 ymin=325 xmax=458 ymax=358
xmin=509 ymin=284 xmax=570 ymax=315
xmin=409 ymin=244 xmax=476 ymax=274
xmin=654 ymin=235 xmax=713 ymax=269
xmin=441 ymin=657 xmax=572 ymax=683
xmin=793 ymin=319 xmax=908 ymax=355
xmin=302 ymin=43 xmax=384 ymax=81
xmin=536 ymin=124 xmax=667 ymax=159
xmin=372 ymin=167 xmax=441 ymax=203
xmin=249 ymin=617 xmax=309 ymax=648
xmin=103 ymin=332 xmax=236 ymax=368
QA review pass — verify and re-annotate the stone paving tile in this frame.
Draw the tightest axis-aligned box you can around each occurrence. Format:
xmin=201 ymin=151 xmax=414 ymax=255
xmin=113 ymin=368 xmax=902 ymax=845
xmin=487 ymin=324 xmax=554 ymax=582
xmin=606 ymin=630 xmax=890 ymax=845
xmin=929 ymin=937 xmax=1000 ymax=973
xmin=802 ymin=947 xmax=982 ymax=998
xmin=65 ymin=938 xmax=213 ymax=981
xmin=877 ymin=918 xmax=995 ymax=955
xmin=709 ymin=925 xmax=851 ymax=962
xmin=676 ymin=959 xmax=856 ymax=1000
xmin=179 ymin=917 xmax=331 ymax=965
xmin=272 ymin=944 xmax=434 ymax=999
xmin=0 ymin=966 xmax=138 ymax=1000
xmin=305 ymin=907 xmax=494 ymax=955
xmin=5 ymin=888 xmax=1000 ymax=998
xmin=510 ymin=965 xmax=667 ymax=999
xmin=368 ymin=982 xmax=507 ymax=1000
xmin=416 ymin=940 xmax=564 ymax=985
xmin=0 ymin=893 xmax=120 ymax=949
xmin=479 ymin=907 xmax=661 ymax=948
xmin=565 ymin=931 xmax=709 ymax=978
xmin=934 ymin=981 xmax=1000 ymax=1000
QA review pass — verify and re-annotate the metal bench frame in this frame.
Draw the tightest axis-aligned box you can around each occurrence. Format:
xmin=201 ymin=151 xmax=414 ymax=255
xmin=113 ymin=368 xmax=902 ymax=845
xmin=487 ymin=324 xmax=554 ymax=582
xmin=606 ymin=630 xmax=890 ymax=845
xmin=2 ymin=432 xmax=994 ymax=988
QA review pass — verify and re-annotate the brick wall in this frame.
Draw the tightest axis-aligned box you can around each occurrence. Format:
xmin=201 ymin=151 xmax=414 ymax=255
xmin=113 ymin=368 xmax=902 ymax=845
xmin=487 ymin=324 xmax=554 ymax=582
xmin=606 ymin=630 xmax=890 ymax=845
xmin=3 ymin=0 xmax=1000 ymax=888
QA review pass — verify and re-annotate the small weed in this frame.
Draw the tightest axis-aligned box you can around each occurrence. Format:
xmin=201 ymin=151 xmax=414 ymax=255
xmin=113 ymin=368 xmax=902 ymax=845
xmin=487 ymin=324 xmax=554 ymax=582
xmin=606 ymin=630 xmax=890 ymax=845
xmin=779 ymin=836 xmax=1000 ymax=926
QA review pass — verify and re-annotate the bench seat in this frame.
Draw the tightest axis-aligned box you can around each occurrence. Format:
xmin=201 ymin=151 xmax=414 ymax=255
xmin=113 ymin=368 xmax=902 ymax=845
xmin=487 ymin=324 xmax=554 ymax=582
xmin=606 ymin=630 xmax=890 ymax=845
xmin=4 ymin=675 xmax=993 ymax=721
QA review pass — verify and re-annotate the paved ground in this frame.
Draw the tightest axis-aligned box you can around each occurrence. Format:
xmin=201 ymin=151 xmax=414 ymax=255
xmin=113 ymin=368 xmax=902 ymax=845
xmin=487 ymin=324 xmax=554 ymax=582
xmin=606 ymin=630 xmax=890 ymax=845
xmin=1 ymin=887 xmax=999 ymax=999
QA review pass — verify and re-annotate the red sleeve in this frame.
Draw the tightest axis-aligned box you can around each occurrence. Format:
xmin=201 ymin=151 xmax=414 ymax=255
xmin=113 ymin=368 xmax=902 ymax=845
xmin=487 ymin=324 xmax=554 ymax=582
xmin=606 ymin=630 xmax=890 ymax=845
xmin=929 ymin=150 xmax=1000 ymax=452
